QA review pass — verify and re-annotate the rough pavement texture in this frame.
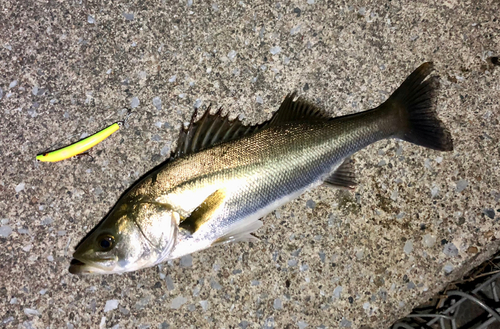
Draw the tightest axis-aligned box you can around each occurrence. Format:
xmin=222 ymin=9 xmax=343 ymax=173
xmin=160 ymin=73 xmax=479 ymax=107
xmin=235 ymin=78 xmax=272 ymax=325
xmin=1 ymin=1 xmax=499 ymax=328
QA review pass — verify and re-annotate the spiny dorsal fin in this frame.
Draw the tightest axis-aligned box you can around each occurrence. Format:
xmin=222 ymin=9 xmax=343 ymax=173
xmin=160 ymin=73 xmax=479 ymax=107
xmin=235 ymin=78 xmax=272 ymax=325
xmin=267 ymin=92 xmax=331 ymax=126
xmin=174 ymin=106 xmax=265 ymax=157
xmin=173 ymin=92 xmax=331 ymax=157
xmin=324 ymin=157 xmax=357 ymax=190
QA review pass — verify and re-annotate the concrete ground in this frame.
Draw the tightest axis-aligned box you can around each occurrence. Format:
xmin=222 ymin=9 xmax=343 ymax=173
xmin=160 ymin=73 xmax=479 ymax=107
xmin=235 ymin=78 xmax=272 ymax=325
xmin=0 ymin=0 xmax=499 ymax=328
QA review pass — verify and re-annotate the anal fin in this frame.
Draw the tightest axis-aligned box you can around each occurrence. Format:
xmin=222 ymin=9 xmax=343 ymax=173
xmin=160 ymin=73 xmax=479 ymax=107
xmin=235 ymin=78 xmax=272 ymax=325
xmin=324 ymin=157 xmax=357 ymax=190
xmin=211 ymin=219 xmax=263 ymax=247
xmin=179 ymin=189 xmax=226 ymax=234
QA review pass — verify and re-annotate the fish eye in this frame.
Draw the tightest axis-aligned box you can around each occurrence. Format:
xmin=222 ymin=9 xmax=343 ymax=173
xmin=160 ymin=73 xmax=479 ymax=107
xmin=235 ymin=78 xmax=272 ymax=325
xmin=97 ymin=234 xmax=115 ymax=251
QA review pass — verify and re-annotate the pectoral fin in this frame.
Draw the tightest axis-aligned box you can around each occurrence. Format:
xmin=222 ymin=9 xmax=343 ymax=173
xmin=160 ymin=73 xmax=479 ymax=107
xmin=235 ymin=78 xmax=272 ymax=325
xmin=179 ymin=189 xmax=226 ymax=234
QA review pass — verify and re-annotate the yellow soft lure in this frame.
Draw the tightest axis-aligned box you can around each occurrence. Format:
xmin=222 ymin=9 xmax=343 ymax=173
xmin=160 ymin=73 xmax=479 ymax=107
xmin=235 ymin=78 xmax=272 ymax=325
xmin=36 ymin=122 xmax=121 ymax=162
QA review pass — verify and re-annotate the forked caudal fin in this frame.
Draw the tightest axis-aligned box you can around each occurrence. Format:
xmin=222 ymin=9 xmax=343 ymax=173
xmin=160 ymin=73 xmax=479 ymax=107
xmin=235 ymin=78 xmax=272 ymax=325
xmin=381 ymin=62 xmax=454 ymax=151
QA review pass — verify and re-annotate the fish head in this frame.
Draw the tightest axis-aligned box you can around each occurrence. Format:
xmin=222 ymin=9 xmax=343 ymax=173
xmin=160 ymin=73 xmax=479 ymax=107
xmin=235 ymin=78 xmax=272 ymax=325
xmin=69 ymin=197 xmax=179 ymax=275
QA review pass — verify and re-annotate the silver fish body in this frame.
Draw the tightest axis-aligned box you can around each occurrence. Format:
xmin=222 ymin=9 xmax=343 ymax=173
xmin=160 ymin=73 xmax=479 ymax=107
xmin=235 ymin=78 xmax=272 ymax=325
xmin=69 ymin=63 xmax=453 ymax=274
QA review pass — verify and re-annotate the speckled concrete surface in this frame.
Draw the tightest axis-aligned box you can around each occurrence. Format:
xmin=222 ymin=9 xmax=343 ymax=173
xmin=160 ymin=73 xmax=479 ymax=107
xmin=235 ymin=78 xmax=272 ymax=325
xmin=0 ymin=1 xmax=499 ymax=328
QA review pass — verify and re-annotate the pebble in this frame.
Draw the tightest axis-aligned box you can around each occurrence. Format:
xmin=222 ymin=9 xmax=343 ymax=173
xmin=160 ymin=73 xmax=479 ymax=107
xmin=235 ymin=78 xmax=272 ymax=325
xmin=287 ymin=259 xmax=298 ymax=267
xmin=251 ymin=280 xmax=260 ymax=286
xmin=210 ymin=278 xmax=222 ymax=290
xmin=273 ymin=298 xmax=283 ymax=309
xmin=159 ymin=322 xmax=169 ymax=329
xmin=431 ymin=186 xmax=439 ymax=197
xmin=333 ymin=286 xmax=343 ymax=299
xmin=123 ymin=13 xmax=134 ymax=20
xmin=290 ymin=25 xmax=301 ymax=35
xmin=9 ymin=80 xmax=17 ymax=88
xmin=483 ymin=208 xmax=495 ymax=219
xmin=170 ymin=296 xmax=187 ymax=309
xmin=180 ymin=254 xmax=192 ymax=267
xmin=24 ymin=308 xmax=40 ymax=316
xmin=135 ymin=296 xmax=151 ymax=310
xmin=319 ymin=251 xmax=326 ymax=262
xmin=87 ymin=15 xmax=95 ymax=24
xmin=168 ymin=75 xmax=176 ymax=83
xmin=270 ymin=46 xmax=281 ymax=55
xmin=104 ymin=300 xmax=119 ymax=312
xmin=199 ymin=300 xmax=208 ymax=311
xmin=0 ymin=225 xmax=13 ymax=238
xmin=456 ymin=179 xmax=468 ymax=192
xmin=443 ymin=243 xmax=459 ymax=257
xmin=227 ymin=50 xmax=237 ymax=61
xmin=160 ymin=145 xmax=171 ymax=157
xmin=256 ymin=95 xmax=263 ymax=104
xmin=306 ymin=199 xmax=316 ymax=209
xmin=15 ymin=182 xmax=25 ymax=192
xmin=297 ymin=321 xmax=308 ymax=329
xmin=340 ymin=318 xmax=352 ymax=327
xmin=403 ymin=240 xmax=413 ymax=254
xmin=422 ymin=234 xmax=436 ymax=248
xmin=119 ymin=307 xmax=129 ymax=315
xmin=99 ymin=317 xmax=106 ymax=329
xmin=444 ymin=264 xmax=454 ymax=273
xmin=165 ymin=275 xmax=175 ymax=291
xmin=131 ymin=97 xmax=140 ymax=109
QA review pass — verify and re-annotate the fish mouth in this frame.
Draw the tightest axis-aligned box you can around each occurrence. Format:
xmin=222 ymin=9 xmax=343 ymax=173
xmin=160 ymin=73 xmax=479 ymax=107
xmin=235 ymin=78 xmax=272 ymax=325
xmin=68 ymin=258 xmax=90 ymax=275
xmin=68 ymin=257 xmax=115 ymax=275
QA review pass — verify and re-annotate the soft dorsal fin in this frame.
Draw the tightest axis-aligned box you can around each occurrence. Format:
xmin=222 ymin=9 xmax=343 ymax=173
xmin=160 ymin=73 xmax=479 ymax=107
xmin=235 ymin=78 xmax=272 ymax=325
xmin=173 ymin=92 xmax=331 ymax=157
xmin=267 ymin=92 xmax=331 ymax=125
xmin=323 ymin=157 xmax=357 ymax=190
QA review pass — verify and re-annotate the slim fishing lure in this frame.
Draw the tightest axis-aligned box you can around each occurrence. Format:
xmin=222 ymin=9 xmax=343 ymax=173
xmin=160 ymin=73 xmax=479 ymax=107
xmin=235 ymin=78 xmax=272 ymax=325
xmin=36 ymin=122 xmax=122 ymax=162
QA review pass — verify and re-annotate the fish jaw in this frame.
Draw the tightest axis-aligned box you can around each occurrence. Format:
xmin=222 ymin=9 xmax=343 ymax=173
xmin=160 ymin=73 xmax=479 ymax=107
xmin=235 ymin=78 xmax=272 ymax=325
xmin=68 ymin=257 xmax=119 ymax=275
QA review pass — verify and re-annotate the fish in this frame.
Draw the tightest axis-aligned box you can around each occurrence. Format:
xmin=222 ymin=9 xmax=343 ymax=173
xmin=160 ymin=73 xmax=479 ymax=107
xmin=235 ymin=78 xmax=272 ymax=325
xmin=69 ymin=62 xmax=453 ymax=275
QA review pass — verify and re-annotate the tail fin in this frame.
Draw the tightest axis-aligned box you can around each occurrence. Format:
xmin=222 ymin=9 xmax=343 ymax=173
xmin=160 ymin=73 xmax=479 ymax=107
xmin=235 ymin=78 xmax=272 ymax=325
xmin=384 ymin=62 xmax=453 ymax=151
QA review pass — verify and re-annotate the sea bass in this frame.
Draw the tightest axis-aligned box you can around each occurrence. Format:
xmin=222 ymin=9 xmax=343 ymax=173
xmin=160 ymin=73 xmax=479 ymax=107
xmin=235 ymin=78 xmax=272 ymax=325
xmin=69 ymin=63 xmax=453 ymax=274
